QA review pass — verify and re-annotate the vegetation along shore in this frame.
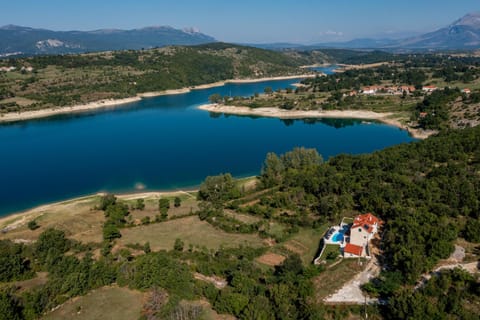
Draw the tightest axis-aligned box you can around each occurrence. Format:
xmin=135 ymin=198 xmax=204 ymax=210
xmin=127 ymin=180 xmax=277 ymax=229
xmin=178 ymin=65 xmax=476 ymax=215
xmin=0 ymin=74 xmax=314 ymax=123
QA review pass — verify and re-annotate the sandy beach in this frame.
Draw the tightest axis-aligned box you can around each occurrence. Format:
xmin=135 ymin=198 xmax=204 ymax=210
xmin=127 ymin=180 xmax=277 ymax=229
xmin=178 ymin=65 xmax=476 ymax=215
xmin=0 ymin=74 xmax=314 ymax=123
xmin=198 ymin=104 xmax=436 ymax=139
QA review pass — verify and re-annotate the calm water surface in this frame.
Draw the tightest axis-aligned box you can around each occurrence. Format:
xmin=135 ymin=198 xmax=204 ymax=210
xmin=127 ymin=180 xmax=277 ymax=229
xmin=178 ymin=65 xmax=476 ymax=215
xmin=0 ymin=77 xmax=415 ymax=216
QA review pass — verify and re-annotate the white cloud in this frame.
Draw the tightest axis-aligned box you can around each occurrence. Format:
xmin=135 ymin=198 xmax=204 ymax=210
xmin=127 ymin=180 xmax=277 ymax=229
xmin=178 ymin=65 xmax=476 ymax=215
xmin=319 ymin=30 xmax=344 ymax=37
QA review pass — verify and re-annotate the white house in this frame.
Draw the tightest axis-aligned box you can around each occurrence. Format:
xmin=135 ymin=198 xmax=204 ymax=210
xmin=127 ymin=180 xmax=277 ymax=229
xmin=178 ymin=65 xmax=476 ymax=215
xmin=344 ymin=213 xmax=381 ymax=258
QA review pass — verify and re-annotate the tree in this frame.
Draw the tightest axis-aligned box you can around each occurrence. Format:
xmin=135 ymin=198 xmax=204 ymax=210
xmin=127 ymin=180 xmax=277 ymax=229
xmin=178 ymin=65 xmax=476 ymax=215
xmin=281 ymin=147 xmax=323 ymax=170
xmin=174 ymin=197 xmax=182 ymax=208
xmin=143 ymin=242 xmax=151 ymax=254
xmin=174 ymin=238 xmax=184 ymax=252
xmin=260 ymin=152 xmax=285 ymax=188
xmin=0 ymin=290 xmax=22 ymax=320
xmin=135 ymin=198 xmax=145 ymax=210
xmin=104 ymin=202 xmax=129 ymax=227
xmin=264 ymin=87 xmax=273 ymax=95
xmin=159 ymin=198 xmax=170 ymax=219
xmin=98 ymin=193 xmax=117 ymax=210
xmin=103 ymin=221 xmax=121 ymax=241
xmin=27 ymin=220 xmax=39 ymax=230
xmin=198 ymin=173 xmax=240 ymax=210
xmin=35 ymin=228 xmax=69 ymax=264
xmin=209 ymin=93 xmax=223 ymax=104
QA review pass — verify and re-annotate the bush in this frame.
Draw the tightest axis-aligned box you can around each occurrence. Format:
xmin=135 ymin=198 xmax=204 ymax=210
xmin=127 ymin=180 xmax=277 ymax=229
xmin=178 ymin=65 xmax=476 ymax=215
xmin=27 ymin=220 xmax=39 ymax=230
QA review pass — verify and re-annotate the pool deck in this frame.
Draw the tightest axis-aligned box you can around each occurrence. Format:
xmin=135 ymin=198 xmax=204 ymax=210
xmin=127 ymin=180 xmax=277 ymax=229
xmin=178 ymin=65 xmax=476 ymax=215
xmin=314 ymin=218 xmax=352 ymax=264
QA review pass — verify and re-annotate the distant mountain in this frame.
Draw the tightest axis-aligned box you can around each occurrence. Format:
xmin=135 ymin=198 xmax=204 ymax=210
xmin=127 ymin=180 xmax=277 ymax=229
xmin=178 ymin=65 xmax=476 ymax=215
xmin=0 ymin=25 xmax=216 ymax=56
xmin=250 ymin=13 xmax=480 ymax=51
xmin=395 ymin=12 xmax=480 ymax=49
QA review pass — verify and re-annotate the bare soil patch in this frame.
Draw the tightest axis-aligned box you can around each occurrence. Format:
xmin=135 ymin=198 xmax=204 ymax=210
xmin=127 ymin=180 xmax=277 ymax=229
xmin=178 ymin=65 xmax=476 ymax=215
xmin=256 ymin=253 xmax=286 ymax=266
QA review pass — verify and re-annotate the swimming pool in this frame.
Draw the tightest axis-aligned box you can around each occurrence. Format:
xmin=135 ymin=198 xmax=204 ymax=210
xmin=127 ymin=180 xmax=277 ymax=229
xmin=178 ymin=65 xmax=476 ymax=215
xmin=332 ymin=232 xmax=344 ymax=242
xmin=331 ymin=225 xmax=350 ymax=243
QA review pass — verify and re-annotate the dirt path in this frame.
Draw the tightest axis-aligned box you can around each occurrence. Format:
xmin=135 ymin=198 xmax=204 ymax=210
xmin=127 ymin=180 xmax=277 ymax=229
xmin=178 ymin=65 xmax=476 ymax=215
xmin=324 ymin=256 xmax=380 ymax=304
xmin=193 ymin=273 xmax=227 ymax=289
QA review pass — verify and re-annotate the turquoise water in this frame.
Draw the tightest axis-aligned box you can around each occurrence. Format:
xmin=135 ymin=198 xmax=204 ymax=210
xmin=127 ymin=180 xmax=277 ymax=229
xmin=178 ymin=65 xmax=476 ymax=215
xmin=332 ymin=232 xmax=344 ymax=243
xmin=0 ymin=78 xmax=415 ymax=216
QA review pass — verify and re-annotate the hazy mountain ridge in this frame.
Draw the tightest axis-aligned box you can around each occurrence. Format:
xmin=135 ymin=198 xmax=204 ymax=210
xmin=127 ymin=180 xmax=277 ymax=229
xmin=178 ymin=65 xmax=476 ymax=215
xmin=0 ymin=25 xmax=216 ymax=56
xmin=253 ymin=13 xmax=480 ymax=51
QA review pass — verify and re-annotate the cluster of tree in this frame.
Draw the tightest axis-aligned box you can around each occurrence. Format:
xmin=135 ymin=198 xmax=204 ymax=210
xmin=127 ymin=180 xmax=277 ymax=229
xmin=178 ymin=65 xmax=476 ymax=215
xmin=416 ymin=87 xmax=462 ymax=130
xmin=387 ymin=268 xmax=480 ymax=319
xmin=189 ymin=245 xmax=325 ymax=319
xmin=0 ymin=229 xmax=117 ymax=319
xmin=98 ymin=194 xmax=130 ymax=241
xmin=0 ymin=241 xmax=33 ymax=283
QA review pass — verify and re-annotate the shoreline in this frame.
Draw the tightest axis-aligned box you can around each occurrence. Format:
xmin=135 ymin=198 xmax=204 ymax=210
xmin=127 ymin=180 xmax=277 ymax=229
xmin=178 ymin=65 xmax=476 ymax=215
xmin=0 ymin=189 xmax=199 ymax=232
xmin=0 ymin=74 xmax=314 ymax=123
xmin=197 ymin=104 xmax=437 ymax=140
xmin=0 ymin=175 xmax=258 ymax=227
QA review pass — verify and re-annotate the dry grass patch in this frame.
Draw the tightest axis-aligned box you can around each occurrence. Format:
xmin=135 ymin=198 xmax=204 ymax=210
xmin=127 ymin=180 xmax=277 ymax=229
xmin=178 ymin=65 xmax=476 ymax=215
xmin=313 ymin=259 xmax=365 ymax=301
xmin=119 ymin=216 xmax=264 ymax=251
xmin=121 ymin=192 xmax=199 ymax=222
xmin=0 ymin=196 xmax=104 ymax=243
xmin=43 ymin=286 xmax=144 ymax=320
xmin=224 ymin=210 xmax=262 ymax=224
xmin=256 ymin=253 xmax=286 ymax=266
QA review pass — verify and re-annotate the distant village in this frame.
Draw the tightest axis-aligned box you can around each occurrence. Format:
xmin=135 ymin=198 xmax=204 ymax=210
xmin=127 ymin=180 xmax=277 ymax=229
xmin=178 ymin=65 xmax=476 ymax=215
xmin=345 ymin=84 xmax=471 ymax=97
xmin=0 ymin=66 xmax=34 ymax=72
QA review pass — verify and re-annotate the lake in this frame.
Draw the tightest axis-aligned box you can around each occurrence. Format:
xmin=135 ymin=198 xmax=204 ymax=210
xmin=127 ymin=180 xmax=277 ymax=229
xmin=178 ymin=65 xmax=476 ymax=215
xmin=0 ymin=77 xmax=415 ymax=216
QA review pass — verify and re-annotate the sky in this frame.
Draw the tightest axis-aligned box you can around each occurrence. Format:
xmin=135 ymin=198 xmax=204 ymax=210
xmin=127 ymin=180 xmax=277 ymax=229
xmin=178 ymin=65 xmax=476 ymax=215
xmin=1 ymin=0 xmax=479 ymax=43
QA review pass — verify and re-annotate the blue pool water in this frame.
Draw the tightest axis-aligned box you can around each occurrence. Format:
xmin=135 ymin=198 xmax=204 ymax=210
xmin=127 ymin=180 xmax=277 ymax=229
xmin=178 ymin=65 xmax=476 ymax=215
xmin=0 ymin=78 xmax=416 ymax=216
xmin=332 ymin=232 xmax=344 ymax=243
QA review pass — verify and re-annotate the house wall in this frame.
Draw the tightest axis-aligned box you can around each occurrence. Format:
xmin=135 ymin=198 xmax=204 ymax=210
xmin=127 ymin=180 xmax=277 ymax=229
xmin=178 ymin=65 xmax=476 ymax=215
xmin=349 ymin=226 xmax=369 ymax=247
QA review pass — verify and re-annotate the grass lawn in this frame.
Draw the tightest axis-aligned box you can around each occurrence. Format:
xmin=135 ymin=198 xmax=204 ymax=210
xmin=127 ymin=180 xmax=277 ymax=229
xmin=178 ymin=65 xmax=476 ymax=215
xmin=319 ymin=244 xmax=342 ymax=262
xmin=118 ymin=216 xmax=265 ymax=251
xmin=43 ymin=286 xmax=144 ymax=320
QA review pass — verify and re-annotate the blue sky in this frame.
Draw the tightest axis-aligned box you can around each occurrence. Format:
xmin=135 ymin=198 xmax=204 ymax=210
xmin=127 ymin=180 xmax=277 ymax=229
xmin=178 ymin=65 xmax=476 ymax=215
xmin=1 ymin=1 xmax=479 ymax=43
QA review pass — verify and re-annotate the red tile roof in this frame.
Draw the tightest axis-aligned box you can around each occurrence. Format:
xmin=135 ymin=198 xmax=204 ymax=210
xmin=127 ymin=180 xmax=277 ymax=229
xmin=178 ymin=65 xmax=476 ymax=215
xmin=344 ymin=243 xmax=363 ymax=256
xmin=352 ymin=213 xmax=380 ymax=234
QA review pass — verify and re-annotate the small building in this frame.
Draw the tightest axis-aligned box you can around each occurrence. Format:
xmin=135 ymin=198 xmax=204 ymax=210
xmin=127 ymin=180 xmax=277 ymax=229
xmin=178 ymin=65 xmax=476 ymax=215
xmin=398 ymin=85 xmax=415 ymax=94
xmin=462 ymin=88 xmax=471 ymax=94
xmin=422 ymin=85 xmax=437 ymax=92
xmin=344 ymin=243 xmax=365 ymax=258
xmin=362 ymin=86 xmax=380 ymax=95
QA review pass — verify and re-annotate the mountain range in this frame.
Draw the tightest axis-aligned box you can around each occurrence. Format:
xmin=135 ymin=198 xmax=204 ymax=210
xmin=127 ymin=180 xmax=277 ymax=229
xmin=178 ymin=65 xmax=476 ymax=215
xmin=0 ymin=25 xmax=215 ymax=56
xmin=253 ymin=13 xmax=480 ymax=51
xmin=1 ymin=13 xmax=480 ymax=57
